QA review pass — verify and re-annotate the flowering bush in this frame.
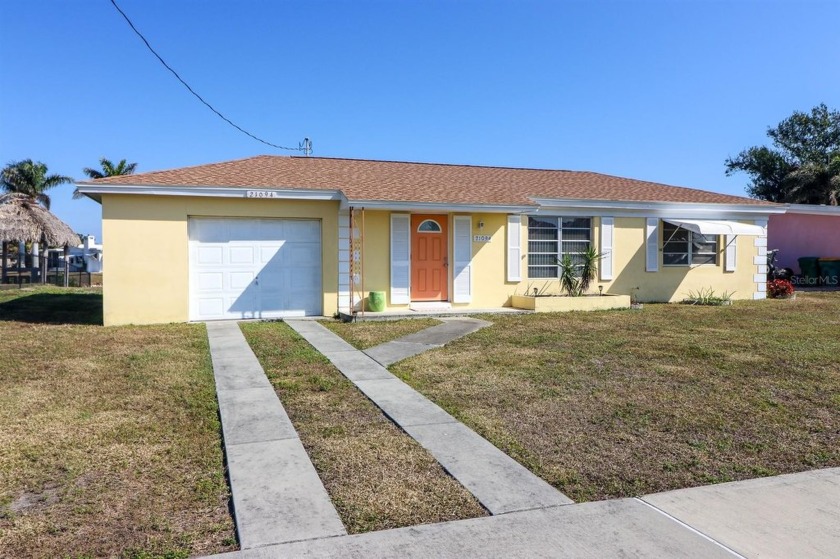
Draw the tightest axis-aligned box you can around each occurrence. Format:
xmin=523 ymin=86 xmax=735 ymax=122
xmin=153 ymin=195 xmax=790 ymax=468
xmin=767 ymin=279 xmax=795 ymax=298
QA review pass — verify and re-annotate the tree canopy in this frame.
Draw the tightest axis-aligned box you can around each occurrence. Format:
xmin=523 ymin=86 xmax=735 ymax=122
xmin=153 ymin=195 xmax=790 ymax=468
xmin=76 ymin=157 xmax=138 ymax=198
xmin=725 ymin=104 xmax=840 ymax=205
xmin=1 ymin=159 xmax=73 ymax=210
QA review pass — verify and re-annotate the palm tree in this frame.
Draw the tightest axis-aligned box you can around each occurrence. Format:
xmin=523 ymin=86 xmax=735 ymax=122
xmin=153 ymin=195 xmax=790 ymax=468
xmin=1 ymin=159 xmax=73 ymax=210
xmin=75 ymin=157 xmax=138 ymax=198
xmin=1 ymin=161 xmax=74 ymax=279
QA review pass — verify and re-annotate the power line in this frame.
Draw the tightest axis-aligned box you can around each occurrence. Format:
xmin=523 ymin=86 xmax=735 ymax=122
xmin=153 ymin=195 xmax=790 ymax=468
xmin=108 ymin=0 xmax=305 ymax=152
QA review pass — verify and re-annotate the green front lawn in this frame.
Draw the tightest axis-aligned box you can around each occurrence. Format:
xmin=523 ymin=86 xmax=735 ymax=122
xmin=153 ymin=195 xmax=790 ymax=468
xmin=0 ymin=287 xmax=235 ymax=558
xmin=336 ymin=293 xmax=840 ymax=501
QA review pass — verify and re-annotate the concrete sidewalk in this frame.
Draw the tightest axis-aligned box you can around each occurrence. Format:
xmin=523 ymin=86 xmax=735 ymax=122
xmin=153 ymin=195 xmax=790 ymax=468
xmin=201 ymin=467 xmax=840 ymax=558
xmin=206 ymin=322 xmax=346 ymax=549
xmin=643 ymin=467 xmax=840 ymax=558
xmin=202 ymin=498 xmax=735 ymax=558
xmin=285 ymin=319 xmax=572 ymax=514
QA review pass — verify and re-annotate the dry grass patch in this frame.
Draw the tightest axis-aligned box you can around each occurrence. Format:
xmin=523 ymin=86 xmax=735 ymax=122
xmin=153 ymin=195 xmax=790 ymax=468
xmin=0 ymin=287 xmax=235 ymax=558
xmin=320 ymin=318 xmax=441 ymax=349
xmin=392 ymin=293 xmax=840 ymax=502
xmin=241 ymin=321 xmax=485 ymax=532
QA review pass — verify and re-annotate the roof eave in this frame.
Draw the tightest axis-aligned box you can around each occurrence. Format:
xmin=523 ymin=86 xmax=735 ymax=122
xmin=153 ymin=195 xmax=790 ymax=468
xmin=782 ymin=203 xmax=840 ymax=216
xmin=74 ymin=183 xmax=345 ymax=202
xmin=342 ymin=199 xmax=536 ymax=213
xmin=529 ymin=197 xmax=785 ymax=218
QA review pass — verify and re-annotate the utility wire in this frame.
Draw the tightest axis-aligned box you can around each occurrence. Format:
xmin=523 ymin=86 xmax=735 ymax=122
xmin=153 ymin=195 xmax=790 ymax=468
xmin=108 ymin=0 xmax=303 ymax=152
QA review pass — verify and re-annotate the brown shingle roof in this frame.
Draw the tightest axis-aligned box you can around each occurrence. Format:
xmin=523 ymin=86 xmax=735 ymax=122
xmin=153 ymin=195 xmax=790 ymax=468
xmin=86 ymin=155 xmax=772 ymax=206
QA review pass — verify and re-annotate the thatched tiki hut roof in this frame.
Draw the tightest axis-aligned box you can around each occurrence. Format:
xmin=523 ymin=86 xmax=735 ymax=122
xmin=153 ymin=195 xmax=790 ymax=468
xmin=0 ymin=193 xmax=79 ymax=247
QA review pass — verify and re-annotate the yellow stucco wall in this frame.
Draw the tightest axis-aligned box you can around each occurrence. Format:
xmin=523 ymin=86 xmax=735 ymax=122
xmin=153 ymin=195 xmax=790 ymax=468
xmin=353 ymin=211 xmax=517 ymax=310
xmin=354 ymin=210 xmax=391 ymax=304
xmin=518 ymin=217 xmax=759 ymax=302
xmin=460 ymin=212 xmax=519 ymax=307
xmin=102 ymin=194 xmax=339 ymax=326
xmin=102 ymin=197 xmax=762 ymax=325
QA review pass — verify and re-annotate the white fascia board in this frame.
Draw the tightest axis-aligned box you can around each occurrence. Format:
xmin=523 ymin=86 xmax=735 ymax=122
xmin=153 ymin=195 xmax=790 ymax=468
xmin=528 ymin=197 xmax=786 ymax=218
xmin=75 ymin=183 xmax=345 ymax=202
xmin=783 ymin=203 xmax=840 ymax=216
xmin=342 ymin=199 xmax=535 ymax=213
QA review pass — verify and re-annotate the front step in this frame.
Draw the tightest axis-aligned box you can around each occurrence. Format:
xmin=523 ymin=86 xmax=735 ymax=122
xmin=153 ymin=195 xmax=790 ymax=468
xmin=409 ymin=301 xmax=452 ymax=311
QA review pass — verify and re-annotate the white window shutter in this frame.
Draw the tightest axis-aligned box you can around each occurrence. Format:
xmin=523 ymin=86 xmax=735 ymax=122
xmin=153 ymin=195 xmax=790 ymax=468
xmin=646 ymin=218 xmax=659 ymax=272
xmin=600 ymin=217 xmax=614 ymax=280
xmin=453 ymin=216 xmax=472 ymax=303
xmin=507 ymin=215 xmax=522 ymax=282
xmin=724 ymin=234 xmax=737 ymax=272
xmin=390 ymin=214 xmax=410 ymax=304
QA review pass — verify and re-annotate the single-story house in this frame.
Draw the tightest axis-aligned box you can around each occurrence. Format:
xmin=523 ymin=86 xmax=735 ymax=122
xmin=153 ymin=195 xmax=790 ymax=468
xmin=767 ymin=204 xmax=840 ymax=277
xmin=77 ymin=156 xmax=783 ymax=326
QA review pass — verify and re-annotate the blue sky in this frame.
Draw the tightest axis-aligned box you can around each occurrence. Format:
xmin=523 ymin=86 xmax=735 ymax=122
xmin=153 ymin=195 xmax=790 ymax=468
xmin=1 ymin=0 xmax=837 ymax=240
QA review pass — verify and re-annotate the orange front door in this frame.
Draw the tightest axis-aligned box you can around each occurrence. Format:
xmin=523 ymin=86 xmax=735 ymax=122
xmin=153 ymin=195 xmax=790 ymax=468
xmin=411 ymin=215 xmax=448 ymax=301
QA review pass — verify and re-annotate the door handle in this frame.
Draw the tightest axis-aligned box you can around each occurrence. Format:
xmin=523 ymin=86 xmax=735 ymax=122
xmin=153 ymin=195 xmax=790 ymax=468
xmin=443 ymin=257 xmax=448 ymax=268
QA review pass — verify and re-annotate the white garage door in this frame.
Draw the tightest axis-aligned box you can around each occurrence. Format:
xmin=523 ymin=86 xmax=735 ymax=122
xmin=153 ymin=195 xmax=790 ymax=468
xmin=188 ymin=218 xmax=322 ymax=321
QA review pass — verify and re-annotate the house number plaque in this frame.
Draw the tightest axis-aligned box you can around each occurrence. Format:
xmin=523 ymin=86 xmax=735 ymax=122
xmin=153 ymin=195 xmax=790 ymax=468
xmin=246 ymin=190 xmax=279 ymax=198
xmin=473 ymin=235 xmax=492 ymax=242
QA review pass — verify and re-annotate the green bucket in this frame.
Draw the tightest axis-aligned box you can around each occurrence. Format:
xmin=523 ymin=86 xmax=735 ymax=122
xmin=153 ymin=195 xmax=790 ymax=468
xmin=368 ymin=291 xmax=386 ymax=312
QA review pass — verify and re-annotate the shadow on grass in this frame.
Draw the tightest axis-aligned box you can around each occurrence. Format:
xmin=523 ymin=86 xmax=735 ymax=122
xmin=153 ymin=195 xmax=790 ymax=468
xmin=0 ymin=292 xmax=103 ymax=325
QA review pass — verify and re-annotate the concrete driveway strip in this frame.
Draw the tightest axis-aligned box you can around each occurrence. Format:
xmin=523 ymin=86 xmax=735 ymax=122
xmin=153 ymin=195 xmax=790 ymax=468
xmin=642 ymin=467 xmax=840 ymax=559
xmin=285 ymin=319 xmax=572 ymax=514
xmin=201 ymin=497 xmax=737 ymax=559
xmin=205 ymin=321 xmax=346 ymax=549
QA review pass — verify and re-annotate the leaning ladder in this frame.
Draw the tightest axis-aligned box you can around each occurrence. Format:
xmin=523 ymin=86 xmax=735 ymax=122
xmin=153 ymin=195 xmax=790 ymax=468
xmin=348 ymin=207 xmax=365 ymax=318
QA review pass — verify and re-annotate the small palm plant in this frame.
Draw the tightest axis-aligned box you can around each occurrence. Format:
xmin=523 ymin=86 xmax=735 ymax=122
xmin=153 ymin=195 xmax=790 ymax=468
xmin=557 ymin=246 xmax=602 ymax=296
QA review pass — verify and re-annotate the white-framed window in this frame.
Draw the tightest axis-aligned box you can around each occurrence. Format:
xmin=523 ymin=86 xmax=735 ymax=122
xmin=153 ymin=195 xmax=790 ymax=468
xmin=662 ymin=222 xmax=718 ymax=266
xmin=527 ymin=216 xmax=592 ymax=278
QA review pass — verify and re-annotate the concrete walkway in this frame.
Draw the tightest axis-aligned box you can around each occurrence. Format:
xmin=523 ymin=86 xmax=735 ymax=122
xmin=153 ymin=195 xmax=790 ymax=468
xmin=285 ymin=319 xmax=573 ymax=514
xmin=206 ymin=322 xmax=346 ymax=549
xmin=364 ymin=317 xmax=491 ymax=366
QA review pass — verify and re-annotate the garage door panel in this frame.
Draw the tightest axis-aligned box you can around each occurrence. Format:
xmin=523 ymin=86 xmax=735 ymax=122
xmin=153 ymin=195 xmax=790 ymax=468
xmin=259 ymin=244 xmax=284 ymax=263
xmin=198 ymin=298 xmax=225 ymax=318
xmin=189 ymin=218 xmax=322 ymax=321
xmin=284 ymin=220 xmax=319 ymax=237
xmin=289 ymin=271 xmax=317 ymax=289
xmin=226 ymin=220 xmax=260 ymax=241
xmin=197 ymin=246 xmax=224 ymax=265
xmin=230 ymin=246 xmax=256 ymax=265
xmin=229 ymin=271 xmax=256 ymax=290
xmin=191 ymin=219 xmax=230 ymax=243
xmin=288 ymin=244 xmax=320 ymax=265
xmin=197 ymin=272 xmax=224 ymax=291
xmin=227 ymin=291 xmax=258 ymax=318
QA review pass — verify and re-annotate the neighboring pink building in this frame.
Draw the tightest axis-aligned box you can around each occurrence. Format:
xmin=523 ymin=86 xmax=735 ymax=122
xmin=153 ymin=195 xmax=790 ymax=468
xmin=768 ymin=205 xmax=840 ymax=273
